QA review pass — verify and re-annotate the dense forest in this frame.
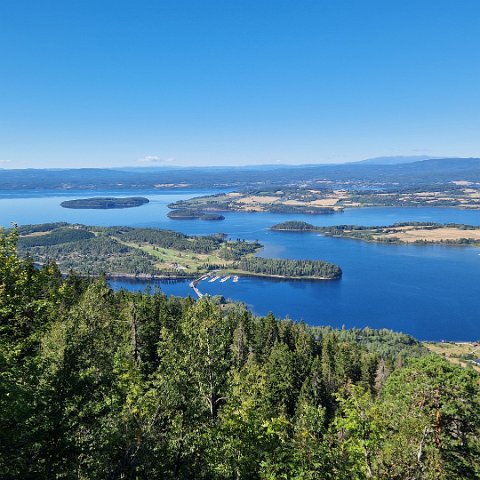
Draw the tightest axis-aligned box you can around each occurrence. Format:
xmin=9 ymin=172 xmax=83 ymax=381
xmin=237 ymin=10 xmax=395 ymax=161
xmin=167 ymin=209 xmax=225 ymax=221
xmin=238 ymin=257 xmax=342 ymax=279
xmin=60 ymin=197 xmax=149 ymax=209
xmin=270 ymin=221 xmax=317 ymax=231
xmin=1 ymin=228 xmax=480 ymax=479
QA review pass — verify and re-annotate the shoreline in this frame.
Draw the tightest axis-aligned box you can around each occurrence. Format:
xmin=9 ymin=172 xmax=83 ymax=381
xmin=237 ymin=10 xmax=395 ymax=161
xmin=169 ymin=202 xmax=480 ymax=216
xmin=54 ymin=269 xmax=338 ymax=283
xmin=225 ymin=270 xmax=341 ymax=281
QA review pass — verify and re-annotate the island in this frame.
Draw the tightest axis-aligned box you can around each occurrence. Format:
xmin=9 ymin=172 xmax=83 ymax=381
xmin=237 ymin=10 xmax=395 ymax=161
xmin=60 ymin=197 xmax=149 ymax=209
xmin=270 ymin=221 xmax=480 ymax=245
xmin=167 ymin=209 xmax=225 ymax=221
xmin=271 ymin=221 xmax=319 ymax=231
xmin=16 ymin=223 xmax=341 ymax=280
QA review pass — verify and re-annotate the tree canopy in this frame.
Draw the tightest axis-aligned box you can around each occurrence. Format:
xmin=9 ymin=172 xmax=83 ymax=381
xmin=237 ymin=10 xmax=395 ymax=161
xmin=1 ymin=227 xmax=479 ymax=479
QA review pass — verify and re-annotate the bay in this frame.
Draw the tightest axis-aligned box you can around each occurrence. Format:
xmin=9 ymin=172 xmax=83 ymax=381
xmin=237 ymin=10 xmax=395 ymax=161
xmin=2 ymin=189 xmax=480 ymax=340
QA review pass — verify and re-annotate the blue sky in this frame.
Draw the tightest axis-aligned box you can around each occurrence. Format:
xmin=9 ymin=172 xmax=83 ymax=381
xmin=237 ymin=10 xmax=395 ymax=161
xmin=1 ymin=0 xmax=479 ymax=168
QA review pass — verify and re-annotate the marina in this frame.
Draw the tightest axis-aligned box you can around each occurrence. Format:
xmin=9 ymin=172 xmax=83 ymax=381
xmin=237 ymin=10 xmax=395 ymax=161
xmin=189 ymin=274 xmax=239 ymax=299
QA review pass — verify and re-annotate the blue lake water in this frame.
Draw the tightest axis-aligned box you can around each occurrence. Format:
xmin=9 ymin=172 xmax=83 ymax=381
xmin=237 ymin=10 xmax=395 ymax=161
xmin=2 ymin=189 xmax=480 ymax=340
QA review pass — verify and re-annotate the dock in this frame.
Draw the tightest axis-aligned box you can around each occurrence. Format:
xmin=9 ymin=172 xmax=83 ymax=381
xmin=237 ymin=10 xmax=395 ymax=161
xmin=192 ymin=285 xmax=203 ymax=298
xmin=189 ymin=272 xmax=238 ymax=299
xmin=189 ymin=280 xmax=204 ymax=298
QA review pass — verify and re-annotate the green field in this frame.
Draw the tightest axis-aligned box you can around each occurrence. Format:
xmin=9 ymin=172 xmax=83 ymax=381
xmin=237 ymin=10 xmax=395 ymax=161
xmin=424 ymin=342 xmax=480 ymax=373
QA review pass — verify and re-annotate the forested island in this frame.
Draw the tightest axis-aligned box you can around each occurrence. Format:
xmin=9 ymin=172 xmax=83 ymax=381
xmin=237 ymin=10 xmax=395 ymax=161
xmin=1 ymin=228 xmax=479 ymax=479
xmin=271 ymin=221 xmax=480 ymax=245
xmin=14 ymin=223 xmax=341 ymax=280
xmin=271 ymin=221 xmax=319 ymax=231
xmin=236 ymin=257 xmax=342 ymax=280
xmin=60 ymin=196 xmax=149 ymax=209
xmin=167 ymin=209 xmax=225 ymax=220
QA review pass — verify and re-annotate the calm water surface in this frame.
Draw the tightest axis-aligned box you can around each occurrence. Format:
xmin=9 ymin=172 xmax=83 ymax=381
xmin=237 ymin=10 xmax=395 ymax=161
xmin=2 ymin=190 xmax=479 ymax=340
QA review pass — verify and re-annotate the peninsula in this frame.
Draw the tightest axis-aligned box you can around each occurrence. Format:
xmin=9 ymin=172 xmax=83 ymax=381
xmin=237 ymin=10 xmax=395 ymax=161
xmin=168 ymin=184 xmax=480 ymax=216
xmin=16 ymin=223 xmax=341 ymax=280
xmin=271 ymin=221 xmax=480 ymax=245
xmin=168 ymin=190 xmax=341 ymax=215
xmin=60 ymin=197 xmax=149 ymax=209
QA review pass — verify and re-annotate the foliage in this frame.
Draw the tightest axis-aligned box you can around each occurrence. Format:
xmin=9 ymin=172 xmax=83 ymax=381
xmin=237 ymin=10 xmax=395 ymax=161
xmin=270 ymin=221 xmax=317 ymax=231
xmin=271 ymin=221 xmax=480 ymax=246
xmin=15 ymin=223 xmax=262 ymax=278
xmin=238 ymin=256 xmax=342 ymax=279
xmin=1 ymin=228 xmax=479 ymax=479
xmin=60 ymin=197 xmax=149 ymax=209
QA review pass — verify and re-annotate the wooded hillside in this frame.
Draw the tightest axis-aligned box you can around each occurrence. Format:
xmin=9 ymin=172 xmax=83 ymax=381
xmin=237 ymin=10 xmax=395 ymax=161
xmin=1 ymin=228 xmax=479 ymax=479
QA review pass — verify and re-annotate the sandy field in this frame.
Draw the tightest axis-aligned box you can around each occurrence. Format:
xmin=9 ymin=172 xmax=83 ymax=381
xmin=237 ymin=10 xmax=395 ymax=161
xmin=380 ymin=227 xmax=480 ymax=242
xmin=238 ymin=195 xmax=281 ymax=205
xmin=310 ymin=198 xmax=341 ymax=206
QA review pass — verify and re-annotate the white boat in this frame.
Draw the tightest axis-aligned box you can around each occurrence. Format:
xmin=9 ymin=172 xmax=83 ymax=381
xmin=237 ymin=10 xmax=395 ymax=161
xmin=233 ymin=275 xmax=239 ymax=283
xmin=220 ymin=275 xmax=231 ymax=283
xmin=208 ymin=276 xmax=219 ymax=283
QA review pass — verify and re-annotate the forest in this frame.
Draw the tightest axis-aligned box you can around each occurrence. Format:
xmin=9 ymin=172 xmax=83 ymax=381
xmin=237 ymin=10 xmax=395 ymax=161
xmin=270 ymin=221 xmax=317 ymax=231
xmin=1 ymin=227 xmax=480 ymax=478
xmin=60 ymin=197 xmax=149 ymax=209
xmin=238 ymin=257 xmax=342 ymax=279
xmin=167 ymin=209 xmax=225 ymax=221
xmin=1 ymin=227 xmax=479 ymax=479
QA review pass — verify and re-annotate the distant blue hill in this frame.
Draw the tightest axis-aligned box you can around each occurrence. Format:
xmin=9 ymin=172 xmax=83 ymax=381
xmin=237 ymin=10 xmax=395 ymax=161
xmin=1 ymin=157 xmax=479 ymax=190
xmin=354 ymin=155 xmax=440 ymax=165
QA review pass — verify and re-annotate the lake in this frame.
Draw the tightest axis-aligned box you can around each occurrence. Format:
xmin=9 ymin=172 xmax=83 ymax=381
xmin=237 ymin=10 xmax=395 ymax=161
xmin=2 ymin=189 xmax=480 ymax=341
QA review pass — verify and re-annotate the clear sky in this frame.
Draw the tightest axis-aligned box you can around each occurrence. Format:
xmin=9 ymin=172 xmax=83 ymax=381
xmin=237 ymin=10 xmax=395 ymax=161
xmin=1 ymin=0 xmax=480 ymax=168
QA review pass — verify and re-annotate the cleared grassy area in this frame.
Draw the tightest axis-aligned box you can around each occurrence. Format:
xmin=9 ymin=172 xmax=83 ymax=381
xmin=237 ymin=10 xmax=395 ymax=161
xmin=424 ymin=342 xmax=480 ymax=373
xmin=378 ymin=226 xmax=480 ymax=243
xmin=117 ymin=239 xmax=233 ymax=275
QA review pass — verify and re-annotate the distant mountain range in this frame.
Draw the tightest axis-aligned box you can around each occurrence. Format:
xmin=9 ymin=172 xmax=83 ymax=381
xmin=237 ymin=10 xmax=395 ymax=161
xmin=353 ymin=155 xmax=441 ymax=165
xmin=0 ymin=157 xmax=479 ymax=191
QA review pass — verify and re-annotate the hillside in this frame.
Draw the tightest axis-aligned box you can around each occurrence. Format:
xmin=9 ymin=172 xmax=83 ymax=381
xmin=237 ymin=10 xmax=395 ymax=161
xmin=15 ymin=223 xmax=340 ymax=280
xmin=1 ymin=228 xmax=479 ymax=479
xmin=1 ymin=158 xmax=480 ymax=190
